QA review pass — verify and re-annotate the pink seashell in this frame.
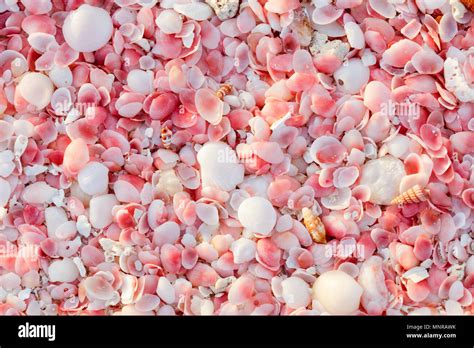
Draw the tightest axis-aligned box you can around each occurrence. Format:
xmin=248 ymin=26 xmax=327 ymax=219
xmin=439 ymin=12 xmax=458 ymax=43
xmin=450 ymin=131 xmax=474 ymax=154
xmin=333 ymin=166 xmax=359 ymax=188
xmin=160 ymin=244 xmax=182 ymax=274
xmin=228 ymin=276 xmax=255 ymax=305
xmin=256 ymin=238 xmax=282 ymax=271
xmin=195 ymin=88 xmax=223 ymax=125
xmin=358 ymin=256 xmax=388 ymax=315
xmin=63 ymin=139 xmax=89 ymax=177
xmin=382 ymin=39 xmax=421 ymax=68
xmin=84 ymin=275 xmax=115 ymax=301
xmin=406 ymin=279 xmax=430 ymax=302
xmin=186 ymin=263 xmax=218 ymax=287
xmin=413 ymin=234 xmax=433 ymax=261
xmin=264 ymin=0 xmax=300 ymax=14
xmin=390 ymin=242 xmax=419 ymax=270
xmin=411 ymin=48 xmax=444 ymax=74
xmin=310 ymin=136 xmax=347 ymax=166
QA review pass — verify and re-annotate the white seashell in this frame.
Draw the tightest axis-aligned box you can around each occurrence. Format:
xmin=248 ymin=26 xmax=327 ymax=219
xmin=27 ymin=33 xmax=56 ymax=53
xmin=49 ymin=66 xmax=73 ymax=88
xmin=48 ymin=258 xmax=79 ymax=283
xmin=0 ymin=178 xmax=11 ymax=208
xmin=156 ymin=9 xmax=183 ymax=34
xmin=359 ymin=155 xmax=406 ymax=205
xmin=321 ymin=187 xmax=351 ymax=210
xmin=444 ymin=57 xmax=474 ymax=102
xmin=55 ymin=221 xmax=77 ymax=240
xmin=334 ymin=58 xmax=370 ymax=94
xmin=76 ymin=215 xmax=91 ymax=238
xmin=126 ymin=69 xmax=154 ymax=94
xmin=281 ymin=277 xmax=311 ymax=309
xmin=156 ymin=277 xmax=176 ymax=304
xmin=402 ymin=267 xmax=429 ymax=283
xmin=312 ymin=270 xmax=363 ymax=315
xmin=196 ymin=203 xmax=219 ymax=225
xmin=173 ymin=2 xmax=213 ymax=21
xmin=78 ymin=162 xmax=109 ymax=196
xmin=45 ymin=206 xmax=68 ymax=238
xmin=153 ymin=221 xmax=180 ymax=246
xmin=230 ymin=238 xmax=257 ymax=264
xmin=156 ymin=169 xmax=183 ymax=197
xmin=72 ymin=257 xmax=87 ymax=277
xmin=344 ymin=22 xmax=365 ymax=49
xmin=197 ymin=142 xmax=244 ymax=192
xmin=89 ymin=194 xmax=119 ymax=229
xmin=238 ymin=197 xmax=277 ymax=236
xmin=14 ymin=134 xmax=28 ymax=158
xmin=205 ymin=0 xmax=239 ymax=20
xmin=22 ymin=182 xmax=58 ymax=204
xmin=445 ymin=299 xmax=463 ymax=315
xmin=17 ymin=72 xmax=54 ymax=109
xmin=63 ymin=4 xmax=113 ymax=53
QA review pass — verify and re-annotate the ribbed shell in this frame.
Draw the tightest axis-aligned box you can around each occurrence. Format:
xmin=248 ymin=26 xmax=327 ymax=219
xmin=215 ymin=84 xmax=233 ymax=100
xmin=391 ymin=185 xmax=429 ymax=205
xmin=302 ymin=208 xmax=327 ymax=244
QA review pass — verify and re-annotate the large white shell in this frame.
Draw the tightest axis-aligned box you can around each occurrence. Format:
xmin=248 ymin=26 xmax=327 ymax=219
xmin=359 ymin=155 xmax=406 ymax=205
xmin=48 ymin=258 xmax=79 ymax=283
xmin=18 ymin=72 xmax=54 ymax=109
xmin=238 ymin=196 xmax=276 ymax=236
xmin=312 ymin=270 xmax=363 ymax=315
xmin=63 ymin=4 xmax=113 ymax=52
xmin=197 ymin=142 xmax=245 ymax=191
xmin=334 ymin=58 xmax=370 ymax=94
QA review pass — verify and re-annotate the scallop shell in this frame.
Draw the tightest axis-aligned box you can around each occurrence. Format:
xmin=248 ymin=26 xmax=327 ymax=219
xmin=302 ymin=208 xmax=327 ymax=244
xmin=390 ymin=185 xmax=429 ymax=205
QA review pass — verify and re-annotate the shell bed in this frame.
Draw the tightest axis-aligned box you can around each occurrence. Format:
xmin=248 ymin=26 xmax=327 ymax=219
xmin=0 ymin=0 xmax=473 ymax=316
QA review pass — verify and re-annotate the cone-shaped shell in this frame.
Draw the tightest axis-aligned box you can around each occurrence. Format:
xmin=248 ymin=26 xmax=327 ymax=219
xmin=302 ymin=208 xmax=327 ymax=244
xmin=391 ymin=185 xmax=429 ymax=205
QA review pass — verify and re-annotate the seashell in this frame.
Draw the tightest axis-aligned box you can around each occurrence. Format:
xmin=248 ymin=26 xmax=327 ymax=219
xmin=215 ymin=83 xmax=233 ymax=100
xmin=238 ymin=197 xmax=276 ymax=236
xmin=205 ymin=0 xmax=239 ymax=21
xmin=302 ymin=208 xmax=326 ymax=244
xmin=460 ymin=0 xmax=474 ymax=11
xmin=161 ymin=126 xmax=173 ymax=149
xmin=390 ymin=185 xmax=430 ymax=206
xmin=281 ymin=276 xmax=311 ymax=309
xmin=17 ymin=72 xmax=54 ymax=110
xmin=312 ymin=270 xmax=363 ymax=315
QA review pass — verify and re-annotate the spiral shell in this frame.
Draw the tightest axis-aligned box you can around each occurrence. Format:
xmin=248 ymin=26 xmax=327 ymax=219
xmin=302 ymin=208 xmax=327 ymax=244
xmin=161 ymin=126 xmax=173 ymax=149
xmin=215 ymin=83 xmax=233 ymax=100
xmin=390 ymin=185 xmax=429 ymax=205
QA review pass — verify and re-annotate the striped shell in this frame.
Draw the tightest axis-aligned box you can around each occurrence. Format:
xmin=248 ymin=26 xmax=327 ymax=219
xmin=215 ymin=83 xmax=233 ymax=100
xmin=391 ymin=185 xmax=429 ymax=205
xmin=161 ymin=126 xmax=173 ymax=149
xmin=302 ymin=208 xmax=327 ymax=244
